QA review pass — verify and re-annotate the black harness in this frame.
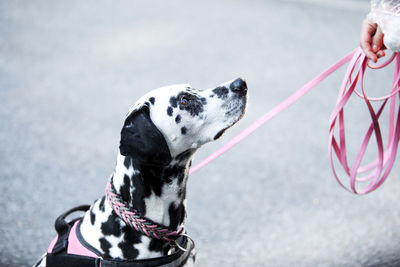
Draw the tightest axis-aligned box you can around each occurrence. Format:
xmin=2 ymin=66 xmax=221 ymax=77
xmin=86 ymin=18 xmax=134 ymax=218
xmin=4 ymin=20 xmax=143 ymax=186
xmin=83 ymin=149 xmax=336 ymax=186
xmin=45 ymin=205 xmax=195 ymax=267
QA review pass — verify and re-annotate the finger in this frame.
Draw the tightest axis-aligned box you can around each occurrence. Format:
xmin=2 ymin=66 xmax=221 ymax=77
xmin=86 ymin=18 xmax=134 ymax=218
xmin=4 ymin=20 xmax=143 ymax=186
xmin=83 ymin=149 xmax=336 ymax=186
xmin=361 ymin=43 xmax=377 ymax=62
xmin=360 ymin=19 xmax=378 ymax=62
xmin=376 ymin=50 xmax=386 ymax=58
xmin=371 ymin=26 xmax=384 ymax=52
xmin=361 ymin=44 xmax=378 ymax=62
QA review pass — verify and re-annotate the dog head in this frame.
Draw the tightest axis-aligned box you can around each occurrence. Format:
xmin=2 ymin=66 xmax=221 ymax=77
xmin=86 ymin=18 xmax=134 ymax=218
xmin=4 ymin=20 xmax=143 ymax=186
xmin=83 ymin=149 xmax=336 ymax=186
xmin=120 ymin=78 xmax=248 ymax=167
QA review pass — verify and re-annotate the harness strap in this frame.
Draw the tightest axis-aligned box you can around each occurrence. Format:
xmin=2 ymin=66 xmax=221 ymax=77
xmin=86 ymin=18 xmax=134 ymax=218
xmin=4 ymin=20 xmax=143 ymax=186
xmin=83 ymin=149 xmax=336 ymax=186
xmin=47 ymin=238 xmax=194 ymax=267
xmin=47 ymin=253 xmax=98 ymax=267
xmin=51 ymin=205 xmax=90 ymax=254
xmin=46 ymin=205 xmax=195 ymax=267
xmin=100 ymin=237 xmax=195 ymax=267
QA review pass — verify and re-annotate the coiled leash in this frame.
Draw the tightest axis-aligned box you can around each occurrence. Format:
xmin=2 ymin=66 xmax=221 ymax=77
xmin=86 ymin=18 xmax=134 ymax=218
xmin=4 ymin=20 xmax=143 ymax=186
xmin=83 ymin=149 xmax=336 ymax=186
xmin=330 ymin=48 xmax=400 ymax=194
xmin=190 ymin=47 xmax=400 ymax=195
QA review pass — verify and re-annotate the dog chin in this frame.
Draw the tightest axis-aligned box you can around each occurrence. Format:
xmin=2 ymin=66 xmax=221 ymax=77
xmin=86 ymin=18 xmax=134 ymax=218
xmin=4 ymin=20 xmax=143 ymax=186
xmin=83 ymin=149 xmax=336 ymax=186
xmin=213 ymin=109 xmax=246 ymax=141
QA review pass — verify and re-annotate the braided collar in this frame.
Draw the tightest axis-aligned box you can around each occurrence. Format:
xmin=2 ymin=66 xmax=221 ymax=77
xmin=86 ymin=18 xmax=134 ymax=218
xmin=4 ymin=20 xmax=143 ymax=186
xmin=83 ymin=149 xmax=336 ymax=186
xmin=105 ymin=177 xmax=184 ymax=242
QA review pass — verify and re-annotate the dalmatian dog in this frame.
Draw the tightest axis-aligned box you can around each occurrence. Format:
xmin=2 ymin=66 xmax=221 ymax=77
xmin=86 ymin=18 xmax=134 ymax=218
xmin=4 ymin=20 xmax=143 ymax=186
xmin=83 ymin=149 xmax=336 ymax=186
xmin=34 ymin=78 xmax=247 ymax=266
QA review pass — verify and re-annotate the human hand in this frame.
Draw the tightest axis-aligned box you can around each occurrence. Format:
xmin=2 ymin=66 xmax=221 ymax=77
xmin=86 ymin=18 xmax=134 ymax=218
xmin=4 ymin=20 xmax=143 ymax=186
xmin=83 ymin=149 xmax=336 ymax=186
xmin=360 ymin=18 xmax=386 ymax=63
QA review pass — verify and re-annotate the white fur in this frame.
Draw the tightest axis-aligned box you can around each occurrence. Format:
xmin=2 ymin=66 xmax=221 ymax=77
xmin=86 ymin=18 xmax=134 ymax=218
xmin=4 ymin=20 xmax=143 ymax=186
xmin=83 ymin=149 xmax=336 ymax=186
xmin=34 ymin=79 xmax=247 ymax=267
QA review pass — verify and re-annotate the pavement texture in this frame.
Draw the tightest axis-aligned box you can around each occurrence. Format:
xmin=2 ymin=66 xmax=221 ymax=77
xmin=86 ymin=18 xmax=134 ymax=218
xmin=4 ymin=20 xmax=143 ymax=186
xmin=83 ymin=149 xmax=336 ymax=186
xmin=1 ymin=0 xmax=400 ymax=266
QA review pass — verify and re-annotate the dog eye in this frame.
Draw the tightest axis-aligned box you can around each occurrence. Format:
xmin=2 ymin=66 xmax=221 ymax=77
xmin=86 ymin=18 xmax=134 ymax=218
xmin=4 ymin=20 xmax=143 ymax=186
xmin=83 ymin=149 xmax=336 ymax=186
xmin=180 ymin=96 xmax=190 ymax=106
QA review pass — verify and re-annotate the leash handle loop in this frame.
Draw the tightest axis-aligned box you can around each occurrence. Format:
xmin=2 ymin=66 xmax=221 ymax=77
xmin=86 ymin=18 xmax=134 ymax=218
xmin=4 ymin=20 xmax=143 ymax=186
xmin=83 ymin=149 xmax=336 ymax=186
xmin=329 ymin=48 xmax=400 ymax=194
xmin=52 ymin=205 xmax=90 ymax=254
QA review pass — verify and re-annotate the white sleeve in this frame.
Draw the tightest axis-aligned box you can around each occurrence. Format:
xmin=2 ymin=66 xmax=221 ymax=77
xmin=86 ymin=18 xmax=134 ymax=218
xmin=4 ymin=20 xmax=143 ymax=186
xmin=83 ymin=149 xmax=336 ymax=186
xmin=368 ymin=0 xmax=400 ymax=51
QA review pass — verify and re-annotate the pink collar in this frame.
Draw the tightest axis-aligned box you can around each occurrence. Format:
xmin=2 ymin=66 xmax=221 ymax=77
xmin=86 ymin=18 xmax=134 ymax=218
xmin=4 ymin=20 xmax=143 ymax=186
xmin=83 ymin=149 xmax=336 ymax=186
xmin=105 ymin=179 xmax=183 ymax=242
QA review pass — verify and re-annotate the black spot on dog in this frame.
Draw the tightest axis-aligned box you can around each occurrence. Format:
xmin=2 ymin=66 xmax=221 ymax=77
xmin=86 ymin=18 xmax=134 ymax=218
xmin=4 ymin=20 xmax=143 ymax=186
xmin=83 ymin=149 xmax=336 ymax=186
xmin=119 ymin=241 xmax=139 ymax=259
xmin=170 ymin=96 xmax=178 ymax=108
xmin=163 ymin=162 xmax=186 ymax=185
xmin=119 ymin=225 xmax=142 ymax=257
xmin=149 ymin=97 xmax=155 ymax=105
xmin=90 ymin=209 xmax=96 ymax=225
xmin=121 ymin=225 xmax=142 ymax=243
xmin=178 ymin=93 xmax=207 ymax=117
xmin=167 ymin=106 xmax=173 ymax=116
xmin=100 ymin=238 xmax=112 ymax=258
xmin=124 ymin=156 xmax=132 ymax=169
xmin=101 ymin=213 xmax=122 ymax=237
xmin=129 ymin=171 xmax=147 ymax=214
xmin=149 ymin=239 xmax=165 ymax=254
xmin=181 ymin=127 xmax=187 ymax=135
xmin=212 ymin=86 xmax=229 ymax=99
xmin=168 ymin=203 xmax=186 ymax=230
xmin=139 ymin=167 xmax=164 ymax=197
xmin=120 ymin=175 xmax=131 ymax=205
xmin=99 ymin=196 xmax=106 ymax=212
xmin=175 ymin=115 xmax=181 ymax=123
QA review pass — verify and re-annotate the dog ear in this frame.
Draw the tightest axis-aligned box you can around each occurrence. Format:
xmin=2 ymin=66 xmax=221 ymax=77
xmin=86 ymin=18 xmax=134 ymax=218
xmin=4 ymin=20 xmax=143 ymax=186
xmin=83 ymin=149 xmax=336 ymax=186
xmin=119 ymin=105 xmax=172 ymax=167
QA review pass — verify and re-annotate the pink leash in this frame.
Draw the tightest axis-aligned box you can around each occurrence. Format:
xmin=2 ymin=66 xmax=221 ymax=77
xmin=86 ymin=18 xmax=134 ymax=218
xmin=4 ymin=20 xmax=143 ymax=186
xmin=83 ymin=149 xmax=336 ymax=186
xmin=190 ymin=47 xmax=400 ymax=195
xmin=329 ymin=48 xmax=400 ymax=194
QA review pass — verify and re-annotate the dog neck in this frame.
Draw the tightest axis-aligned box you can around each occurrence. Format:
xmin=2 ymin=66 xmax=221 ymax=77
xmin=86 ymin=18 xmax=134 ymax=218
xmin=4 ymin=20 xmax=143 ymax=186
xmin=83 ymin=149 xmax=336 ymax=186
xmin=79 ymin=149 xmax=196 ymax=260
xmin=112 ymin=149 xmax=195 ymax=231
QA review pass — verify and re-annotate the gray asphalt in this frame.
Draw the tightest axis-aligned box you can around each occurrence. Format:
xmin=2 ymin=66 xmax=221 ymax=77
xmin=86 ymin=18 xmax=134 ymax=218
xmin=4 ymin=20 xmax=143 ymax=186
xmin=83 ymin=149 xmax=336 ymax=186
xmin=1 ymin=0 xmax=400 ymax=266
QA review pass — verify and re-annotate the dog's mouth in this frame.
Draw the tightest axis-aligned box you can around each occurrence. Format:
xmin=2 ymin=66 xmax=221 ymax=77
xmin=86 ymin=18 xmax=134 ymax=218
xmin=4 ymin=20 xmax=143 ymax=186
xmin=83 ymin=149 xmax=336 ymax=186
xmin=214 ymin=128 xmax=228 ymax=140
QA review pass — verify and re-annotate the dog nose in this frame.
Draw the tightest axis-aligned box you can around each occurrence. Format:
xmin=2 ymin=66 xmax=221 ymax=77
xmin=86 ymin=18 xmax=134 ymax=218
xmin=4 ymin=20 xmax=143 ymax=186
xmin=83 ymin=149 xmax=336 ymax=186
xmin=230 ymin=78 xmax=247 ymax=93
